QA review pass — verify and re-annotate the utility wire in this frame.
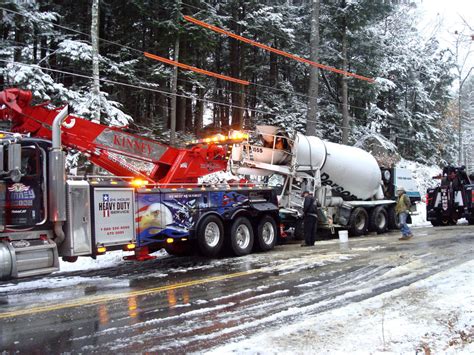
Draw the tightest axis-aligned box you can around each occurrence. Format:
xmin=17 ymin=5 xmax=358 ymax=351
xmin=5 ymin=39 xmax=378 ymax=115
xmin=3 ymin=59 xmax=441 ymax=144
xmin=1 ymin=7 xmax=377 ymax=114
xmin=2 ymin=55 xmax=430 ymax=133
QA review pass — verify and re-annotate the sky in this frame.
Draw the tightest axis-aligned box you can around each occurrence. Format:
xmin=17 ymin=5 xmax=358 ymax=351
xmin=417 ymin=0 xmax=474 ymax=75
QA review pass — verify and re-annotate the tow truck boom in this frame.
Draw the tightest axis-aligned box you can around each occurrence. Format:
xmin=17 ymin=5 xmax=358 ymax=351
xmin=0 ymin=88 xmax=228 ymax=184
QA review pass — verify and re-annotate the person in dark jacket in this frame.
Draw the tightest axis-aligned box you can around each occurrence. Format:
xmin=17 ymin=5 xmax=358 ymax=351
xmin=302 ymin=191 xmax=318 ymax=246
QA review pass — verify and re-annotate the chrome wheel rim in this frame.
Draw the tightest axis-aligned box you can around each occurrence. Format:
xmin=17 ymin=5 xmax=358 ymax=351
xmin=377 ymin=213 xmax=386 ymax=228
xmin=356 ymin=215 xmax=366 ymax=230
xmin=235 ymin=224 xmax=251 ymax=249
xmin=204 ymin=222 xmax=220 ymax=247
xmin=261 ymin=221 xmax=275 ymax=245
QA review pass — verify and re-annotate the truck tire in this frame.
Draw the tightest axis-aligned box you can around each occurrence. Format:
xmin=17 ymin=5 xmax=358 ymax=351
xmin=369 ymin=206 xmax=388 ymax=234
xmin=430 ymin=218 xmax=442 ymax=227
xmin=468 ymin=217 xmax=474 ymax=225
xmin=440 ymin=218 xmax=450 ymax=226
xmin=255 ymin=215 xmax=277 ymax=252
xmin=349 ymin=207 xmax=369 ymax=236
xmin=197 ymin=215 xmax=224 ymax=257
xmin=230 ymin=216 xmax=254 ymax=256
xmin=294 ymin=219 xmax=304 ymax=240
xmin=387 ymin=206 xmax=399 ymax=230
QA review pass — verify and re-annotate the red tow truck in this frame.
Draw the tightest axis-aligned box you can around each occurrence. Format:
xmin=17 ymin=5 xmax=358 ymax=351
xmin=0 ymin=89 xmax=279 ymax=280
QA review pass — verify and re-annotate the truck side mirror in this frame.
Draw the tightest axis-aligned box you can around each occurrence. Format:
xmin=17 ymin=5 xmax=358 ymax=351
xmin=7 ymin=143 xmax=22 ymax=182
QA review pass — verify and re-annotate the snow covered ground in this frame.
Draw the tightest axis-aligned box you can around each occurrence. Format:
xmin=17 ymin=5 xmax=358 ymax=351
xmin=208 ymin=259 xmax=474 ymax=354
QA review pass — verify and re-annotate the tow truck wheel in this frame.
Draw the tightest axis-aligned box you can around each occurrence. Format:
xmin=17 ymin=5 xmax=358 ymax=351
xmin=230 ymin=216 xmax=254 ymax=256
xmin=468 ymin=218 xmax=474 ymax=225
xmin=349 ymin=207 xmax=369 ymax=236
xmin=369 ymin=206 xmax=388 ymax=234
xmin=197 ymin=215 xmax=224 ymax=257
xmin=255 ymin=215 xmax=277 ymax=252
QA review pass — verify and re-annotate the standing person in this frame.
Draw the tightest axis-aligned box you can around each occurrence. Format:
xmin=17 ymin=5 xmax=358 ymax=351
xmin=301 ymin=191 xmax=318 ymax=246
xmin=395 ymin=186 xmax=413 ymax=240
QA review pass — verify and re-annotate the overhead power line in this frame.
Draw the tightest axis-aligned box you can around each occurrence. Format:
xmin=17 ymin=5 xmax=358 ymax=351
xmin=183 ymin=15 xmax=376 ymax=83
xmin=4 ymin=39 xmax=376 ymax=115
xmin=144 ymin=52 xmax=249 ymax=85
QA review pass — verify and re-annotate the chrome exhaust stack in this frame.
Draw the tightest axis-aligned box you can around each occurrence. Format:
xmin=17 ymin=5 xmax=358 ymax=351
xmin=49 ymin=105 xmax=68 ymax=245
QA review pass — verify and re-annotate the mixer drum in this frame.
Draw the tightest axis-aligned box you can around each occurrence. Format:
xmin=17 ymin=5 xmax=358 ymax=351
xmin=293 ymin=133 xmax=381 ymax=201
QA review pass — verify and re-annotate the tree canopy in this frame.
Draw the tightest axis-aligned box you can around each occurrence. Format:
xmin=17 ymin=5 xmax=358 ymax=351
xmin=0 ymin=0 xmax=464 ymax=165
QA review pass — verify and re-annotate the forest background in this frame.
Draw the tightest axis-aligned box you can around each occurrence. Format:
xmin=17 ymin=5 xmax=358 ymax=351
xmin=1 ymin=0 xmax=473 ymax=168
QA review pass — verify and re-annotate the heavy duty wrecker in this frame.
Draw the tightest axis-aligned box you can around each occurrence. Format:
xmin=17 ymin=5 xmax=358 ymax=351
xmin=0 ymin=89 xmax=280 ymax=280
xmin=426 ymin=166 xmax=474 ymax=226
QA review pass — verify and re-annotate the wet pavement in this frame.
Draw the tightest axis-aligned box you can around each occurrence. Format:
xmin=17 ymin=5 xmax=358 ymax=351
xmin=0 ymin=225 xmax=473 ymax=353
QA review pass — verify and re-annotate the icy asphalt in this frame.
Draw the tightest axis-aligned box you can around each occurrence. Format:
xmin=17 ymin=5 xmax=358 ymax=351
xmin=0 ymin=225 xmax=473 ymax=353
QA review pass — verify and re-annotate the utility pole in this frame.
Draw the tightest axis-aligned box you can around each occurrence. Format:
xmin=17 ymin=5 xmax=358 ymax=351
xmin=340 ymin=1 xmax=350 ymax=145
xmin=170 ymin=0 xmax=181 ymax=146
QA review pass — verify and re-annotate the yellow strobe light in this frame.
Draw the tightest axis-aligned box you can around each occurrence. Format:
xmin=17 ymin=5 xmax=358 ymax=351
xmin=130 ymin=178 xmax=148 ymax=188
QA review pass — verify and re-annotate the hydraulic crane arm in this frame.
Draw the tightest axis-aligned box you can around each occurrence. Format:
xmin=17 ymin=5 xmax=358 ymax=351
xmin=0 ymin=88 xmax=228 ymax=184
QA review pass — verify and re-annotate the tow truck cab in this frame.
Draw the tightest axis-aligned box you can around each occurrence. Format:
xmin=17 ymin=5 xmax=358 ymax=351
xmin=0 ymin=138 xmax=59 ymax=279
xmin=2 ymin=139 xmax=49 ymax=227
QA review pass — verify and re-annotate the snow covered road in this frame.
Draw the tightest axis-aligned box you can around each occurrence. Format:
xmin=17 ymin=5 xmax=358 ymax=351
xmin=0 ymin=225 xmax=473 ymax=353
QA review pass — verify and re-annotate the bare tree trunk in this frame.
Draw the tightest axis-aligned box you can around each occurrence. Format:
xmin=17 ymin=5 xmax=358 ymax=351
xmin=230 ymin=1 xmax=245 ymax=129
xmin=195 ymin=87 xmax=204 ymax=135
xmin=91 ymin=0 xmax=101 ymax=123
xmin=176 ymin=94 xmax=186 ymax=132
xmin=306 ymin=0 xmax=320 ymax=136
xmin=341 ymin=7 xmax=350 ymax=145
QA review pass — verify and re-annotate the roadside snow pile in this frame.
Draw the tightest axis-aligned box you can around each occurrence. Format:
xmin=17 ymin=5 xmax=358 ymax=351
xmin=208 ymin=259 xmax=474 ymax=354
xmin=57 ymin=249 xmax=168 ymax=273
xmin=397 ymin=159 xmax=440 ymax=199
xmin=397 ymin=159 xmax=441 ymax=228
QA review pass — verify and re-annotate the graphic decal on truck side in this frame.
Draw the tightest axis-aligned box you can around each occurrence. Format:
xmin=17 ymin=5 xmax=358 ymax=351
xmin=136 ymin=191 xmax=250 ymax=246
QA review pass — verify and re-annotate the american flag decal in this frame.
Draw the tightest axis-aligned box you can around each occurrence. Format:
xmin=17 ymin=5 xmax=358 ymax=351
xmin=103 ymin=194 xmax=110 ymax=217
xmin=8 ymin=183 xmax=31 ymax=193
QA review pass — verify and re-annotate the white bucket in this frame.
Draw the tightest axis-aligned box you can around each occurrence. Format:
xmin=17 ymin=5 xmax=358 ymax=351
xmin=338 ymin=230 xmax=349 ymax=243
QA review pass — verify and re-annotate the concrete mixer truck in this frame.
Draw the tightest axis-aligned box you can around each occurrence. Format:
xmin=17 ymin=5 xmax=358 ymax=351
xmin=230 ymin=126 xmax=420 ymax=237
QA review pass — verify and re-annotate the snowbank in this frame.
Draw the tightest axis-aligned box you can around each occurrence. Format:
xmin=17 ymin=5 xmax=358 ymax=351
xmin=397 ymin=159 xmax=440 ymax=201
xmin=208 ymin=259 xmax=474 ymax=354
xmin=58 ymin=249 xmax=168 ymax=273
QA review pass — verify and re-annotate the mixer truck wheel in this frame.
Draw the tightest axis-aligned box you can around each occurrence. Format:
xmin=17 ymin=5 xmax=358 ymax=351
xmin=294 ymin=219 xmax=304 ymax=240
xmin=430 ymin=218 xmax=442 ymax=227
xmin=369 ymin=206 xmax=388 ymax=234
xmin=197 ymin=215 xmax=224 ymax=257
xmin=387 ymin=206 xmax=400 ymax=230
xmin=439 ymin=217 xmax=450 ymax=226
xmin=255 ymin=215 xmax=277 ymax=252
xmin=229 ymin=216 xmax=254 ymax=256
xmin=349 ymin=207 xmax=369 ymax=236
